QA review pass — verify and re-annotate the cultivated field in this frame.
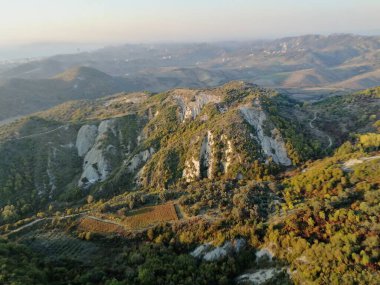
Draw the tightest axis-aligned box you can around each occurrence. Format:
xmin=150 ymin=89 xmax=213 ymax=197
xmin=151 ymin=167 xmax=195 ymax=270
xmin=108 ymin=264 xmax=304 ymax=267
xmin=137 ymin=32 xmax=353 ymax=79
xmin=78 ymin=203 xmax=179 ymax=234
xmin=20 ymin=229 xmax=98 ymax=262
xmin=78 ymin=217 xmax=127 ymax=235
xmin=123 ymin=203 xmax=179 ymax=229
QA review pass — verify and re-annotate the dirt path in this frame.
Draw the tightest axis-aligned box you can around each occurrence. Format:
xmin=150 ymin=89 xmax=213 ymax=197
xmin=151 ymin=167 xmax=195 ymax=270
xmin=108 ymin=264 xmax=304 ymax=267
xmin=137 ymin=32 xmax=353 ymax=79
xmin=2 ymin=213 xmax=127 ymax=238
xmin=85 ymin=215 xmax=127 ymax=227
xmin=2 ymin=212 xmax=87 ymax=237
xmin=327 ymin=136 xmax=333 ymax=148
xmin=342 ymin=155 xmax=380 ymax=171
xmin=4 ymin=206 xmax=181 ymax=237
xmin=2 ymin=125 xmax=68 ymax=142
xmin=4 ymin=204 xmax=221 ymax=238
xmin=6 ymin=218 xmax=46 ymax=235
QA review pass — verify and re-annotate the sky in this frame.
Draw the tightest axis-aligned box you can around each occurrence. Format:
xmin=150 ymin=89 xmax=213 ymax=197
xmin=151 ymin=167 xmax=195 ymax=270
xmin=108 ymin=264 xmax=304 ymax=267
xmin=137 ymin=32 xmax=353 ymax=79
xmin=0 ymin=0 xmax=379 ymax=58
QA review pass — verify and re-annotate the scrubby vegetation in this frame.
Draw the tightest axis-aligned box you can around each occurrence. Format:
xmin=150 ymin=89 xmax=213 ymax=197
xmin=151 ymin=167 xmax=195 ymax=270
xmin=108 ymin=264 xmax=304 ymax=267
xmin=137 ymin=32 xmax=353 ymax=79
xmin=266 ymin=140 xmax=380 ymax=284
xmin=0 ymin=84 xmax=379 ymax=284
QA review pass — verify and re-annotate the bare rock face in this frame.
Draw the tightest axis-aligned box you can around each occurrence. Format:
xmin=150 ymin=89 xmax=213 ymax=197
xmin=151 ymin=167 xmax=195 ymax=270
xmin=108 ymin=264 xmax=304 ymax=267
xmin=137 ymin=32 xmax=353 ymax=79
xmin=77 ymin=120 xmax=117 ymax=187
xmin=173 ymin=90 xmax=221 ymax=122
xmin=240 ymin=99 xmax=292 ymax=166
xmin=79 ymin=146 xmax=111 ymax=186
xmin=98 ymin=120 xmax=116 ymax=136
xmin=191 ymin=239 xmax=247 ymax=261
xmin=221 ymin=134 xmax=234 ymax=174
xmin=126 ymin=148 xmax=156 ymax=187
xmin=183 ymin=132 xmax=237 ymax=182
xmin=126 ymin=148 xmax=155 ymax=173
xmin=200 ymin=131 xmax=215 ymax=179
xmin=190 ymin=244 xmax=213 ymax=258
xmin=202 ymin=241 xmax=237 ymax=261
xmin=183 ymin=131 xmax=215 ymax=182
xmin=183 ymin=158 xmax=201 ymax=182
xmin=76 ymin=125 xmax=98 ymax=157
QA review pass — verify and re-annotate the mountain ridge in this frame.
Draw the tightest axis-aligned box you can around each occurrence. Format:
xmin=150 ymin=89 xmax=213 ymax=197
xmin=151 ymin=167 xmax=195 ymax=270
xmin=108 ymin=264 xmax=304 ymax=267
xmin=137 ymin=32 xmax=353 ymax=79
xmin=0 ymin=81 xmax=379 ymax=284
xmin=0 ymin=66 xmax=135 ymax=120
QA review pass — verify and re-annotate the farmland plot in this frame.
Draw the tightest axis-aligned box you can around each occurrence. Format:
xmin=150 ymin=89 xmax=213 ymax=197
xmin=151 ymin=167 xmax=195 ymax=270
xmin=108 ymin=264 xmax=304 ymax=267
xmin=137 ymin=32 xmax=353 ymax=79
xmin=79 ymin=203 xmax=179 ymax=234
xmin=20 ymin=229 xmax=98 ymax=262
xmin=123 ymin=203 xmax=179 ymax=229
xmin=78 ymin=217 xmax=127 ymax=235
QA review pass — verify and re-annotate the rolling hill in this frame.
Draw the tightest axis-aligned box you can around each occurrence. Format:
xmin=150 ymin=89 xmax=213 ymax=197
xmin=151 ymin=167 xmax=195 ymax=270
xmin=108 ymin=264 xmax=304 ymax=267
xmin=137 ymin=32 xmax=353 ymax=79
xmin=1 ymin=34 xmax=379 ymax=91
xmin=0 ymin=66 xmax=133 ymax=120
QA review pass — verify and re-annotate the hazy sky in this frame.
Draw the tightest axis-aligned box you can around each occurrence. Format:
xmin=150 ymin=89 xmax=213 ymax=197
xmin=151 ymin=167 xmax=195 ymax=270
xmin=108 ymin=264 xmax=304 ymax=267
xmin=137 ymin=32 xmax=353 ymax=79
xmin=0 ymin=0 xmax=379 ymax=46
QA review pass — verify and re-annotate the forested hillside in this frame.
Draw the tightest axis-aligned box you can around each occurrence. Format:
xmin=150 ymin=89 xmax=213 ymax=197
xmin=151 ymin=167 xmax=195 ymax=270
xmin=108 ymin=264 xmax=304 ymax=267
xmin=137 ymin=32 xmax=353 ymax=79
xmin=0 ymin=82 xmax=379 ymax=284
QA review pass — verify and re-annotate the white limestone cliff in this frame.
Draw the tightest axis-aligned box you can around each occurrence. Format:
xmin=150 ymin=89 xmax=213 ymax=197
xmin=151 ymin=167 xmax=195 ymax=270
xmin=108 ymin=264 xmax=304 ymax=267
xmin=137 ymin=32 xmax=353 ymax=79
xmin=183 ymin=131 xmax=215 ymax=182
xmin=240 ymin=99 xmax=291 ymax=166
xmin=77 ymin=120 xmax=117 ymax=187
xmin=221 ymin=135 xmax=234 ymax=174
xmin=126 ymin=148 xmax=155 ymax=173
xmin=173 ymin=91 xmax=221 ymax=122
xmin=76 ymin=125 xmax=98 ymax=157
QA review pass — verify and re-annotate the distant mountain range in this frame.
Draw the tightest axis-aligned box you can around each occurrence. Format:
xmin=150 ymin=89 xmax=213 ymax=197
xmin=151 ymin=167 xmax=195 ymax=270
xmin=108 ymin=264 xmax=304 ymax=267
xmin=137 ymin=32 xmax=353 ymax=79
xmin=0 ymin=34 xmax=379 ymax=121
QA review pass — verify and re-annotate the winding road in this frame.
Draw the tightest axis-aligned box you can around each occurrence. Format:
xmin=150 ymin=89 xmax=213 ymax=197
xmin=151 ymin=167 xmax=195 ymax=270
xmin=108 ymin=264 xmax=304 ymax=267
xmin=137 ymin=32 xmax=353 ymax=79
xmin=308 ymin=112 xmax=332 ymax=148
xmin=309 ymin=112 xmax=318 ymax=129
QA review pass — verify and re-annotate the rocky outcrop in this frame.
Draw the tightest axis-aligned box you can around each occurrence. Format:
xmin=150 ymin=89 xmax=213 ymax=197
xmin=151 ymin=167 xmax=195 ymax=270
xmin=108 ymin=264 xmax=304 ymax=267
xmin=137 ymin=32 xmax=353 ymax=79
xmin=236 ymin=268 xmax=285 ymax=285
xmin=79 ymin=147 xmax=112 ymax=186
xmin=221 ymin=135 xmax=233 ymax=174
xmin=255 ymin=248 xmax=274 ymax=262
xmin=125 ymin=148 xmax=156 ymax=187
xmin=236 ymin=247 xmax=286 ymax=284
xmin=174 ymin=91 xmax=221 ymax=122
xmin=183 ymin=132 xmax=237 ymax=182
xmin=126 ymin=148 xmax=155 ymax=173
xmin=191 ymin=239 xmax=246 ymax=261
xmin=98 ymin=120 xmax=116 ymax=137
xmin=183 ymin=158 xmax=201 ymax=182
xmin=183 ymin=131 xmax=215 ymax=182
xmin=200 ymin=131 xmax=215 ymax=179
xmin=77 ymin=120 xmax=117 ymax=187
xmin=240 ymin=99 xmax=291 ymax=166
xmin=76 ymin=125 xmax=98 ymax=157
